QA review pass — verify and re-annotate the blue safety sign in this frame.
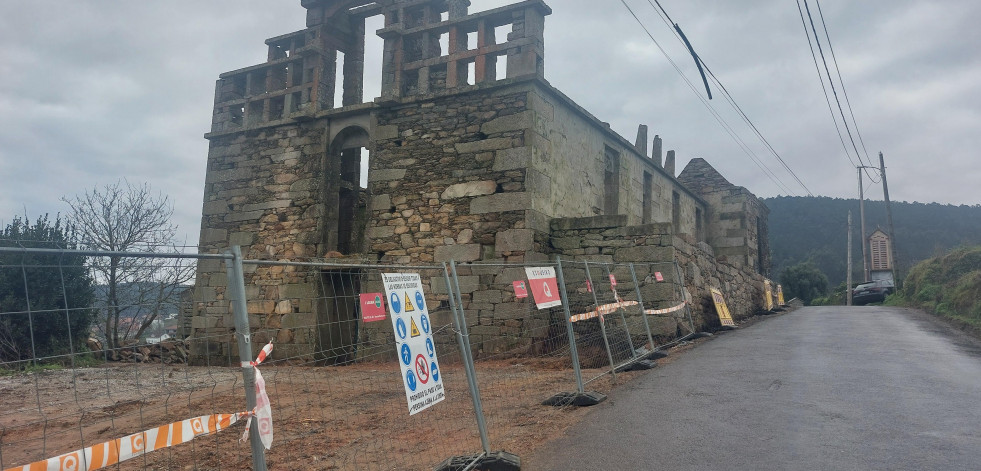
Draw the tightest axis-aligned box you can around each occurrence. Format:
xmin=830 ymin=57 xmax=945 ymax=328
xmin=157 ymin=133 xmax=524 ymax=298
xmin=396 ymin=318 xmax=407 ymax=340
xmin=405 ymin=370 xmax=417 ymax=391
xmin=390 ymin=292 xmax=402 ymax=314
xmin=400 ymin=344 xmax=411 ymax=365
xmin=382 ymin=272 xmax=445 ymax=416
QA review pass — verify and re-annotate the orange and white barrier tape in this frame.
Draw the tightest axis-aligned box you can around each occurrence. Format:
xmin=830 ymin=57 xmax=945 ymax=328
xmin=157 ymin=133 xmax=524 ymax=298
xmin=4 ymin=412 xmax=251 ymax=471
xmin=240 ymin=341 xmax=274 ymax=450
xmin=644 ymin=301 xmax=688 ymax=316
xmin=569 ymin=301 xmax=639 ymax=323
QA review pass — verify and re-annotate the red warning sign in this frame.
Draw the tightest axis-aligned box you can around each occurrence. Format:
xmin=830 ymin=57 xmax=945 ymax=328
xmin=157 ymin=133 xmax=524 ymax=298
xmin=359 ymin=293 xmax=386 ymax=322
xmin=525 ymin=267 xmax=562 ymax=309
xmin=415 ymin=354 xmax=430 ymax=384
xmin=654 ymin=272 xmax=664 ymax=282
xmin=513 ymin=280 xmax=528 ymax=299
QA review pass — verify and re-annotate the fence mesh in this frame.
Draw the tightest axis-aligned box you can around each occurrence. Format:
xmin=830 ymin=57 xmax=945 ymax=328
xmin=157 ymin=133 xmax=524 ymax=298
xmin=0 ymin=247 xmax=247 ymax=470
xmin=238 ymin=261 xmax=483 ymax=470
xmin=635 ymin=261 xmax=697 ymax=348
xmin=1 ymin=247 xmax=706 ymax=470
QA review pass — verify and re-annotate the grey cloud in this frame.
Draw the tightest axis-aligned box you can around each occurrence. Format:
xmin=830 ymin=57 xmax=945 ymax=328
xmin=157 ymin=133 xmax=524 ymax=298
xmin=1 ymin=0 xmax=978 ymax=245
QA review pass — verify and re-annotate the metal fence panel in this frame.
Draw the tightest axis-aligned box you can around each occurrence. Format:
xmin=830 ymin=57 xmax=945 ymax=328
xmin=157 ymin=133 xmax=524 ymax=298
xmin=236 ymin=260 xmax=483 ymax=470
xmin=1 ymin=245 xmax=705 ymax=470
xmin=0 ymin=247 xmax=248 ymax=470
xmin=634 ymin=261 xmax=698 ymax=348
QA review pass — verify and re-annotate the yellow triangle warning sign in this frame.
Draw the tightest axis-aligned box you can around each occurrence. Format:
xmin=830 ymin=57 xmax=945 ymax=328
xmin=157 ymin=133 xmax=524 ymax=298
xmin=404 ymin=292 xmax=415 ymax=312
xmin=410 ymin=317 xmax=421 ymax=338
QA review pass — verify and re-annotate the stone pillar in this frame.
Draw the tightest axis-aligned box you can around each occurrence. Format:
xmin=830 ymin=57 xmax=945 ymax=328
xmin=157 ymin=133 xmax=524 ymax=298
xmin=653 ymin=135 xmax=663 ymax=168
xmin=635 ymin=124 xmax=648 ymax=157
xmin=447 ymin=0 xmax=470 ymax=19
xmin=342 ymin=18 xmax=366 ymax=106
xmin=380 ymin=34 xmax=402 ymax=99
xmin=665 ymin=150 xmax=676 ymax=176
xmin=507 ymin=7 xmax=546 ymax=78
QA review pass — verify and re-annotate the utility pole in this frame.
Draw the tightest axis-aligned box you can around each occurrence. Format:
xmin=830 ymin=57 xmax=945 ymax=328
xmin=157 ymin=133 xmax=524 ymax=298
xmin=879 ymin=152 xmax=898 ymax=284
xmin=858 ymin=167 xmax=869 ymax=282
xmin=847 ymin=210 xmax=853 ymax=306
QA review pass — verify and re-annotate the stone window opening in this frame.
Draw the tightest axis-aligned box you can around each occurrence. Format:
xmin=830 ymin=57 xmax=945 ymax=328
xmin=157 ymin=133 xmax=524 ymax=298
xmin=671 ymin=191 xmax=681 ymax=234
xmin=696 ymin=207 xmax=704 ymax=242
xmin=643 ymin=171 xmax=653 ymax=224
xmin=439 ymin=32 xmax=450 ymax=57
xmin=328 ymin=127 xmax=370 ymax=255
xmin=466 ymin=61 xmax=476 ymax=85
xmin=247 ymin=101 xmax=264 ymax=126
xmin=230 ymin=105 xmax=244 ymax=126
xmin=269 ymin=95 xmax=285 ymax=121
xmin=364 ymin=14 xmax=385 ymax=100
xmin=494 ymin=24 xmax=511 ymax=45
xmin=337 ymin=146 xmax=362 ymax=255
xmin=603 ymin=146 xmax=620 ymax=215
xmin=468 ymin=31 xmax=478 ymax=50
xmin=495 ymin=53 xmax=508 ymax=80
xmin=334 ymin=51 xmax=346 ymax=109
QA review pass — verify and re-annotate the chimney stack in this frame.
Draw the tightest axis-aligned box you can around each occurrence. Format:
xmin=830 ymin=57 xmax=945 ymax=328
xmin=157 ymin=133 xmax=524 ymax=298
xmin=635 ymin=125 xmax=649 ymax=157
xmin=665 ymin=150 xmax=676 ymax=176
xmin=652 ymin=135 xmax=663 ymax=167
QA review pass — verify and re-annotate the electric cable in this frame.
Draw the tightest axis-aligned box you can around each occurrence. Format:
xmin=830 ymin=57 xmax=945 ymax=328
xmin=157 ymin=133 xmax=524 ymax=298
xmin=644 ymin=0 xmax=813 ymax=196
xmin=618 ymin=0 xmax=798 ymax=196
xmin=795 ymin=0 xmax=859 ymax=168
xmin=803 ymin=0 xmax=879 ymax=183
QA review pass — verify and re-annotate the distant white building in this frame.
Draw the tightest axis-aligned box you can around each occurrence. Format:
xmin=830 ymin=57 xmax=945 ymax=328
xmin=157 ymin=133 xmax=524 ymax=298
xmin=869 ymin=228 xmax=894 ymax=283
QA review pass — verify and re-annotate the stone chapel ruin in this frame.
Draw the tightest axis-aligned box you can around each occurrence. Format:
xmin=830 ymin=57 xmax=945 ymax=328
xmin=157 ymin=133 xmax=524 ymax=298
xmin=190 ymin=0 xmax=771 ymax=364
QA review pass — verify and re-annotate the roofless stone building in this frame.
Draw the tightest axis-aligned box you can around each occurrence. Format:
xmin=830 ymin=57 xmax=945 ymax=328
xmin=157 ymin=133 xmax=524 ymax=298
xmin=190 ymin=0 xmax=771 ymax=364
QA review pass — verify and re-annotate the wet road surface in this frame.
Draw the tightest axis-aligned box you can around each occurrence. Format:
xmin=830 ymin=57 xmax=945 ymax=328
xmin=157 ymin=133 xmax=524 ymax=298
xmin=525 ymin=306 xmax=981 ymax=470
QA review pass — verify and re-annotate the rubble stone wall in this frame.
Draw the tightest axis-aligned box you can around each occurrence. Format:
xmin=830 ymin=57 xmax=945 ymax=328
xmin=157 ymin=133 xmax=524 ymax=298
xmin=549 ymin=215 xmax=765 ymax=330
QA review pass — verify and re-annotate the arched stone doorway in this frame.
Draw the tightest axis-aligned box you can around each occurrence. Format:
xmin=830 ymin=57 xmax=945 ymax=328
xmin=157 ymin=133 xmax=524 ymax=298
xmin=325 ymin=125 xmax=370 ymax=255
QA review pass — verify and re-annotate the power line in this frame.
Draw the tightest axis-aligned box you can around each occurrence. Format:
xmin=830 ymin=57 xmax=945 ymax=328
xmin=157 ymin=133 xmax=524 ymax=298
xmin=644 ymin=0 xmax=814 ymax=196
xmin=801 ymin=0 xmax=880 ymax=183
xmin=795 ymin=0 xmax=858 ymax=168
xmin=813 ymin=0 xmax=879 ymax=183
xmin=617 ymin=0 xmax=799 ymax=196
xmin=815 ymin=0 xmax=872 ymax=164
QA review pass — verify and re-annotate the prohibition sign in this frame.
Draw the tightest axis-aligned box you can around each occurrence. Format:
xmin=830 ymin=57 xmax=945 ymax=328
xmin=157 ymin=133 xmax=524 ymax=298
xmin=390 ymin=292 xmax=402 ymax=314
xmin=415 ymin=290 xmax=426 ymax=311
xmin=420 ymin=314 xmax=431 ymax=334
xmin=395 ymin=318 xmax=407 ymax=340
xmin=414 ymin=354 xmax=430 ymax=384
xmin=400 ymin=344 xmax=412 ymax=365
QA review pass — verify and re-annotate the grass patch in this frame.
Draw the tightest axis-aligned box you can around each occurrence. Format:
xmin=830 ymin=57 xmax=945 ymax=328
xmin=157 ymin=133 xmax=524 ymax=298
xmin=893 ymin=246 xmax=981 ymax=326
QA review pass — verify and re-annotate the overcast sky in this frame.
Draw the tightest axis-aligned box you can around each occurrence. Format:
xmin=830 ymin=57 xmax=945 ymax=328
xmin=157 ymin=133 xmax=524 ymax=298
xmin=1 ymin=0 xmax=979 ymax=245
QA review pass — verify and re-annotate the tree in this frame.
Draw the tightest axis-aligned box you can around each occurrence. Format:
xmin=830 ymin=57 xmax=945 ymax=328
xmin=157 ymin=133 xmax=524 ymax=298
xmin=64 ymin=181 xmax=193 ymax=351
xmin=780 ymin=261 xmax=829 ymax=306
xmin=0 ymin=215 xmax=95 ymax=364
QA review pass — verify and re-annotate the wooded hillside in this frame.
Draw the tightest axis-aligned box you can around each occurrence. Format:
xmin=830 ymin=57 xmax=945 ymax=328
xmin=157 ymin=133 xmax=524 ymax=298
xmin=765 ymin=196 xmax=981 ymax=286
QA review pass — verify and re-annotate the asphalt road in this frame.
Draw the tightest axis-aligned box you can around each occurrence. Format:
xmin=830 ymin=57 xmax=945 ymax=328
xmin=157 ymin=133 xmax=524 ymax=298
xmin=525 ymin=306 xmax=981 ymax=470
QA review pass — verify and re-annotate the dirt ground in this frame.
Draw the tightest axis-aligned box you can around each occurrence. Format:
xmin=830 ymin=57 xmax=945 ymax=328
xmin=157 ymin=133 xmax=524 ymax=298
xmin=1 ymin=355 xmax=671 ymax=470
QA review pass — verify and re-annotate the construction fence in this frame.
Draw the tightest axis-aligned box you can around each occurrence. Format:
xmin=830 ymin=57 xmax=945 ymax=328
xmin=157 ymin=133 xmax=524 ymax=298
xmin=0 ymin=245 xmax=699 ymax=471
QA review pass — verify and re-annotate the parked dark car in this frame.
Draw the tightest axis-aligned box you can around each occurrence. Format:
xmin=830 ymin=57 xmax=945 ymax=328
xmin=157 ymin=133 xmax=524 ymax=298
xmin=852 ymin=280 xmax=895 ymax=305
